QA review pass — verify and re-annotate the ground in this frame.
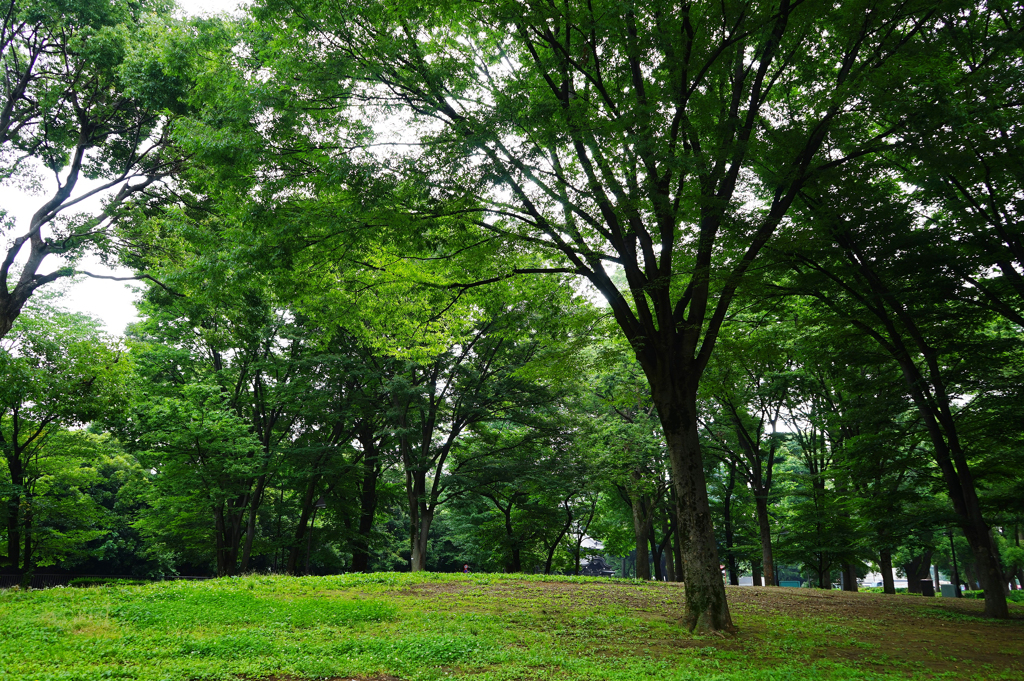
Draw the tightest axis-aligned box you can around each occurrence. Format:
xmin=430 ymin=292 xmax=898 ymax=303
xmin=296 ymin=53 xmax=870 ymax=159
xmin=0 ymin=573 xmax=1021 ymax=680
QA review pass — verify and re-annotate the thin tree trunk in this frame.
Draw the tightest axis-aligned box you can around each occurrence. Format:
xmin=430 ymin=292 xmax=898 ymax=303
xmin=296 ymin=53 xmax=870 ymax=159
xmin=650 ymin=528 xmax=664 ymax=581
xmin=5 ymin=493 xmax=19 ymax=571
xmin=4 ymin=455 xmax=22 ymax=571
xmin=723 ymin=466 xmax=738 ymax=586
xmin=664 ymin=518 xmax=676 ymax=582
xmin=213 ymin=507 xmax=228 ymax=577
xmin=754 ymin=495 xmax=776 ymax=587
xmin=351 ymin=446 xmax=380 ymax=573
xmin=287 ymin=477 xmax=319 ymax=575
xmin=632 ymin=500 xmax=651 ymax=580
xmin=20 ymin=501 xmax=32 ymax=585
xmin=240 ymin=474 xmax=268 ymax=572
xmin=671 ymin=498 xmax=685 ymax=583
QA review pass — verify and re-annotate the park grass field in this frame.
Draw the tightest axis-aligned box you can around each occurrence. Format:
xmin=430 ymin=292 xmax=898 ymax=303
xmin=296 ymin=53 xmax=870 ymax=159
xmin=1 ymin=573 xmax=1021 ymax=681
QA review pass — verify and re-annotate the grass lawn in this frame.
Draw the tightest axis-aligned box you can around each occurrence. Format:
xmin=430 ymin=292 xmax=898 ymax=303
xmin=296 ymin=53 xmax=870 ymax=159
xmin=1 ymin=573 xmax=1021 ymax=680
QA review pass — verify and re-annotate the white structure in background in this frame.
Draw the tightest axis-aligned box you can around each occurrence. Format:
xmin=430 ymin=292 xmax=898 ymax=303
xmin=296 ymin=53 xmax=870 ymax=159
xmin=860 ymin=568 xmax=950 ymax=589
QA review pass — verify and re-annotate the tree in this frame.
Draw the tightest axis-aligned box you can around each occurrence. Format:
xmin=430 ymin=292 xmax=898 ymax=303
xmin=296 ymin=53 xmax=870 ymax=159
xmin=700 ymin=320 xmax=790 ymax=586
xmin=0 ymin=302 xmax=125 ymax=575
xmin=779 ymin=162 xmax=1018 ymax=617
xmin=256 ymin=0 xmax=952 ymax=632
xmin=0 ymin=0 xmax=223 ymax=337
xmin=387 ymin=281 xmax=569 ymax=572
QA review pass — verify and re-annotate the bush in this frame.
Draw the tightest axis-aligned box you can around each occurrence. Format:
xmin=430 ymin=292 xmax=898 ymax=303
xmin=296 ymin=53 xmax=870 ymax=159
xmin=858 ymin=586 xmax=912 ymax=594
xmin=962 ymin=589 xmax=1024 ymax=602
xmin=68 ymin=577 xmax=149 ymax=588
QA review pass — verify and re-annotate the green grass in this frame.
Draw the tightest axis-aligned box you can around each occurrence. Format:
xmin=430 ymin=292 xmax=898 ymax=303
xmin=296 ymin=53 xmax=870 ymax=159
xmin=1 ymin=573 xmax=1021 ymax=681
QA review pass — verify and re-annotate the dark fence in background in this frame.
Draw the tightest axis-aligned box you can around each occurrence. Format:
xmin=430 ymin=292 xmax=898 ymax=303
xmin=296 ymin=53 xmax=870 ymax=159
xmin=0 ymin=574 xmax=212 ymax=589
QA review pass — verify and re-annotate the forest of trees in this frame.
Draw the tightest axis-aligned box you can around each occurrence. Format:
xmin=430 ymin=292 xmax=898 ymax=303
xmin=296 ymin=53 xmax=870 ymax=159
xmin=2 ymin=0 xmax=1024 ymax=634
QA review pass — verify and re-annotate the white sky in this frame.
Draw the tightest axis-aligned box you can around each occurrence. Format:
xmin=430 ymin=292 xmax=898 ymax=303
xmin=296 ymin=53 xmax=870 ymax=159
xmin=0 ymin=0 xmax=243 ymax=337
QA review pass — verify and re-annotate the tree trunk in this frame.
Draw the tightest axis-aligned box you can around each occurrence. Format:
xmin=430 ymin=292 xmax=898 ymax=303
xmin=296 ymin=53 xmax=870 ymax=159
xmin=410 ymin=506 xmax=433 ymax=572
xmin=650 ymin=534 xmax=664 ymax=581
xmin=671 ymin=501 xmax=685 ymax=583
xmin=752 ymin=562 xmax=762 ymax=587
xmin=879 ymin=549 xmax=896 ymax=595
xmin=903 ymin=551 xmax=932 ymax=594
xmin=240 ymin=474 xmax=268 ymax=573
xmin=753 ymin=495 xmax=776 ymax=587
xmin=213 ymin=507 xmax=229 ymax=577
xmin=723 ymin=465 xmax=738 ymax=586
xmin=5 ymin=493 xmax=19 ymax=571
xmin=661 ymin=413 xmax=734 ymax=632
xmin=632 ymin=501 xmax=651 ymax=580
xmin=20 ymin=501 xmax=32 ymax=584
xmin=842 ymin=562 xmax=858 ymax=592
xmin=287 ymin=477 xmax=319 ymax=575
xmin=664 ymin=519 xmax=676 ymax=582
xmin=351 ymin=446 xmax=380 ymax=573
xmin=4 ymin=455 xmax=22 ymax=571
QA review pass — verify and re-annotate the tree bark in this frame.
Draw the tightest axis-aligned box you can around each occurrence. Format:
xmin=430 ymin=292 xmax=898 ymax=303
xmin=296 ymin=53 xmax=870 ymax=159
xmin=660 ymin=403 xmax=734 ymax=632
xmin=351 ymin=442 xmax=381 ymax=573
xmin=903 ymin=551 xmax=932 ymax=594
xmin=753 ymin=496 xmax=776 ymax=587
xmin=287 ymin=476 xmax=320 ymax=575
xmin=672 ymin=506 xmax=685 ymax=583
xmin=723 ymin=464 xmax=739 ymax=586
xmin=632 ymin=501 xmax=651 ymax=581
xmin=842 ymin=562 xmax=858 ymax=592
xmin=410 ymin=506 xmax=433 ymax=572
xmin=239 ymin=474 xmax=268 ymax=573
xmin=664 ymin=518 xmax=676 ymax=582
xmin=650 ymin=527 xmax=664 ymax=582
xmin=879 ymin=549 xmax=896 ymax=595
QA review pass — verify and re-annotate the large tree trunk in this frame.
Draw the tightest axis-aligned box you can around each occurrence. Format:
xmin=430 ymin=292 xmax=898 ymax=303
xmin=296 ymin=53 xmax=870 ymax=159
xmin=660 ymin=398 xmax=734 ymax=633
xmin=879 ymin=548 xmax=896 ymax=595
xmin=903 ymin=551 xmax=932 ymax=594
xmin=754 ymin=495 xmax=776 ymax=587
xmin=841 ymin=562 xmax=858 ymax=592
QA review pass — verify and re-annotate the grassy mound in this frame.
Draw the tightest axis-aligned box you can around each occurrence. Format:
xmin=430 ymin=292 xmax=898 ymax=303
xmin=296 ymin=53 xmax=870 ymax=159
xmin=1 ymin=573 xmax=1021 ymax=680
